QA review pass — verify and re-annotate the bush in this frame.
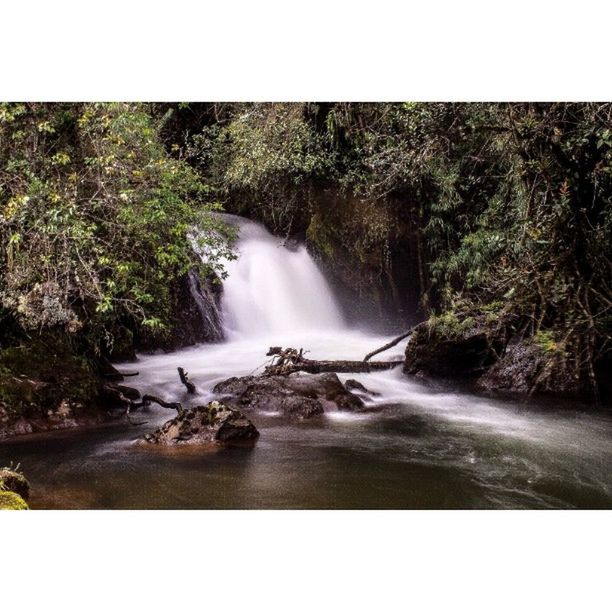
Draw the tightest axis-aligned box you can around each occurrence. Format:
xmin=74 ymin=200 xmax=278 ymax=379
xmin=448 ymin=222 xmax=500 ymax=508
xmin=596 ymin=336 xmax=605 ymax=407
xmin=0 ymin=103 xmax=231 ymax=353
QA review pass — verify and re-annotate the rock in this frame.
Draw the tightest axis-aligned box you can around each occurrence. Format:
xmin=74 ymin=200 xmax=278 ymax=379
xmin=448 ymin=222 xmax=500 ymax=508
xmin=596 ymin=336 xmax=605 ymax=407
xmin=0 ymin=468 xmax=30 ymax=500
xmin=138 ymin=269 xmax=224 ymax=352
xmin=277 ymin=396 xmax=324 ymax=418
xmin=0 ymin=491 xmax=29 ymax=510
xmin=404 ymin=317 xmax=502 ymax=379
xmin=142 ymin=401 xmax=259 ymax=446
xmin=476 ymin=341 xmax=578 ymax=396
xmin=0 ymin=333 xmax=107 ymax=439
xmin=344 ymin=379 xmax=379 ymax=396
xmin=213 ymin=372 xmax=365 ymax=418
xmin=403 ymin=313 xmax=590 ymax=399
xmin=2 ymin=417 xmax=34 ymax=438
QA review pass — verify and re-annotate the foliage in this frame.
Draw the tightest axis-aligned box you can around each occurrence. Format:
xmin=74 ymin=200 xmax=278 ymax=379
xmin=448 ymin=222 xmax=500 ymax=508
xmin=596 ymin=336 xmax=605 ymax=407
xmin=0 ymin=103 xmax=231 ymax=352
xmin=188 ymin=103 xmax=332 ymax=236
xmin=426 ymin=311 xmax=475 ymax=340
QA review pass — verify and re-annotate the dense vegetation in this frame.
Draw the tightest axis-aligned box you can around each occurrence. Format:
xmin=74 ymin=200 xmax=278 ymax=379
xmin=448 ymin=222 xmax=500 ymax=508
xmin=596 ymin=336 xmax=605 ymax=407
xmin=177 ymin=102 xmax=612 ymax=398
xmin=0 ymin=103 xmax=230 ymax=354
xmin=1 ymin=102 xmax=611 ymax=416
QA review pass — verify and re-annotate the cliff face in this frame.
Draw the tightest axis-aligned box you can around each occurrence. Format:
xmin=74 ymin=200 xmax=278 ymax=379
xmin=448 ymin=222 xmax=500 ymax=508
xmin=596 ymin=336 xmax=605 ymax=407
xmin=135 ymin=268 xmax=224 ymax=354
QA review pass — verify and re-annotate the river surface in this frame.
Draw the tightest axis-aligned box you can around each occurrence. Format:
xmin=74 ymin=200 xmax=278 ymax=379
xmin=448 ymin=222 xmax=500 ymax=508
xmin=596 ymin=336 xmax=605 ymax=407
xmin=1 ymin=216 xmax=611 ymax=509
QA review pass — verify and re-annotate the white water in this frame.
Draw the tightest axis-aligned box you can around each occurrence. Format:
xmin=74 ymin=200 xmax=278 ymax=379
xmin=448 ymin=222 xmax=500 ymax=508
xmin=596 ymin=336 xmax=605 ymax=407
xmin=220 ymin=216 xmax=345 ymax=339
xmin=131 ymin=214 xmax=408 ymax=401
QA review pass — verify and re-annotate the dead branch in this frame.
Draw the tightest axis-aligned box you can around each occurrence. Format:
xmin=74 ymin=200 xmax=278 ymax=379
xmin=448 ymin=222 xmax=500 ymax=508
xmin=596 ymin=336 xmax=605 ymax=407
xmin=363 ymin=327 xmax=416 ymax=362
xmin=140 ymin=394 xmax=183 ymax=412
xmin=177 ymin=367 xmax=196 ymax=393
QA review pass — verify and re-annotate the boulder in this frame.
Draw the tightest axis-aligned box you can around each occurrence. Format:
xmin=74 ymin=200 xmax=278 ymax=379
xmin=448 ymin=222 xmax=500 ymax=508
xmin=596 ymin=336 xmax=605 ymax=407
xmin=142 ymin=401 xmax=259 ymax=446
xmin=137 ymin=269 xmax=224 ymax=352
xmin=213 ymin=372 xmax=365 ymax=419
xmin=404 ymin=317 xmax=502 ymax=379
xmin=476 ymin=340 xmax=579 ymax=396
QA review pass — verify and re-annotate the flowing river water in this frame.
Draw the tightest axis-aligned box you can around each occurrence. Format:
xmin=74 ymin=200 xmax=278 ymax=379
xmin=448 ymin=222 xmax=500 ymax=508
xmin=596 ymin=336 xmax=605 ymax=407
xmin=1 ymin=216 xmax=611 ymax=509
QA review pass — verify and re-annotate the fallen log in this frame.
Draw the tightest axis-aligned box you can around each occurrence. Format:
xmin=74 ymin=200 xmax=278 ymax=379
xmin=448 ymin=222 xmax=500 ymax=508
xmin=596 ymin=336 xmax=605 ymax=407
xmin=264 ymin=347 xmax=401 ymax=376
xmin=363 ymin=327 xmax=417 ymax=362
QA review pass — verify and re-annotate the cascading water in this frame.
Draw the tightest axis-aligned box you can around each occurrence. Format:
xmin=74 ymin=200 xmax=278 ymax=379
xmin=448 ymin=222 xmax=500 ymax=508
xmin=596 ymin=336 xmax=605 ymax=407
xmin=3 ymin=213 xmax=612 ymax=509
xmin=219 ymin=216 xmax=345 ymax=339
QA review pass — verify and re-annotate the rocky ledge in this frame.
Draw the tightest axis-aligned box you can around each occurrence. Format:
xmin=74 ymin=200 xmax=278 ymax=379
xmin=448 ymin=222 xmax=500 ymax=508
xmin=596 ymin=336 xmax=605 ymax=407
xmin=141 ymin=401 xmax=259 ymax=446
xmin=213 ymin=372 xmax=366 ymax=419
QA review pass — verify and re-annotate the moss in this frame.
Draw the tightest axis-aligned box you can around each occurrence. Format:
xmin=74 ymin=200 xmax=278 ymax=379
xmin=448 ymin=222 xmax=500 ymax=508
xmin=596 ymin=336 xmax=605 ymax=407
xmin=0 ymin=468 xmax=30 ymax=500
xmin=0 ymin=490 xmax=29 ymax=510
xmin=427 ymin=311 xmax=475 ymax=340
xmin=534 ymin=330 xmax=565 ymax=355
xmin=306 ymin=213 xmax=335 ymax=260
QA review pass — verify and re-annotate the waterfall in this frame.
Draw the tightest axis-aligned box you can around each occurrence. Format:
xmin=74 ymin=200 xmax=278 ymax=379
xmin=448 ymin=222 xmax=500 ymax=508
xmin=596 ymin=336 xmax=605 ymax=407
xmin=218 ymin=216 xmax=345 ymax=339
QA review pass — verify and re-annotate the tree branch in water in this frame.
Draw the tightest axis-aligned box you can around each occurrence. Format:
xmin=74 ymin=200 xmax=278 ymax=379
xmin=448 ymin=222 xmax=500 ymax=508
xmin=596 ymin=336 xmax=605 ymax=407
xmin=363 ymin=327 xmax=416 ymax=362
xmin=177 ymin=367 xmax=196 ymax=394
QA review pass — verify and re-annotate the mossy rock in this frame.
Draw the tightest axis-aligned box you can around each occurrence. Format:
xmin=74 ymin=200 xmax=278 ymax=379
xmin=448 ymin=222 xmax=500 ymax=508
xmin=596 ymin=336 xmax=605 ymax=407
xmin=0 ymin=468 xmax=31 ymax=500
xmin=0 ymin=491 xmax=29 ymax=510
xmin=404 ymin=315 xmax=503 ymax=378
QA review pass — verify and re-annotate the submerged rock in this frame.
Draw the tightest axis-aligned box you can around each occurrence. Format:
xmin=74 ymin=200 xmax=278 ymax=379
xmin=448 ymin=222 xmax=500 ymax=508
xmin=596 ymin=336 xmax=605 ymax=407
xmin=213 ymin=372 xmax=365 ymax=419
xmin=142 ymin=401 xmax=259 ymax=446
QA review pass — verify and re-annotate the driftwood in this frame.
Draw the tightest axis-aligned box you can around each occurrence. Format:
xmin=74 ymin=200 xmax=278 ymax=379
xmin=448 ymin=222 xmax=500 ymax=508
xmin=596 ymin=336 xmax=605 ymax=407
xmin=105 ymin=366 xmax=195 ymax=423
xmin=177 ymin=367 xmax=196 ymax=394
xmin=123 ymin=394 xmax=183 ymax=415
xmin=363 ymin=327 xmax=416 ymax=362
xmin=140 ymin=395 xmax=183 ymax=412
xmin=102 ymin=384 xmax=182 ymax=424
xmin=264 ymin=347 xmax=401 ymax=376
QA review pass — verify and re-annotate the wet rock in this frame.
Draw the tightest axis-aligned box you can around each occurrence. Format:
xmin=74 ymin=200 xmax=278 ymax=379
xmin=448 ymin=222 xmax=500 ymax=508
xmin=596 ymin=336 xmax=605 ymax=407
xmin=476 ymin=341 xmax=578 ymax=396
xmin=0 ymin=333 xmax=107 ymax=439
xmin=142 ymin=401 xmax=259 ymax=446
xmin=0 ymin=468 xmax=30 ymax=500
xmin=213 ymin=372 xmax=365 ymax=418
xmin=344 ymin=379 xmax=379 ymax=396
xmin=136 ymin=269 xmax=224 ymax=353
xmin=278 ymin=396 xmax=324 ymax=418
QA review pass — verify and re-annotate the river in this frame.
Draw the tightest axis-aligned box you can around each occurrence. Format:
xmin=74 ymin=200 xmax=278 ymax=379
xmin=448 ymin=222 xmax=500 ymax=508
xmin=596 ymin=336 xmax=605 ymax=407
xmin=1 ymin=216 xmax=611 ymax=509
